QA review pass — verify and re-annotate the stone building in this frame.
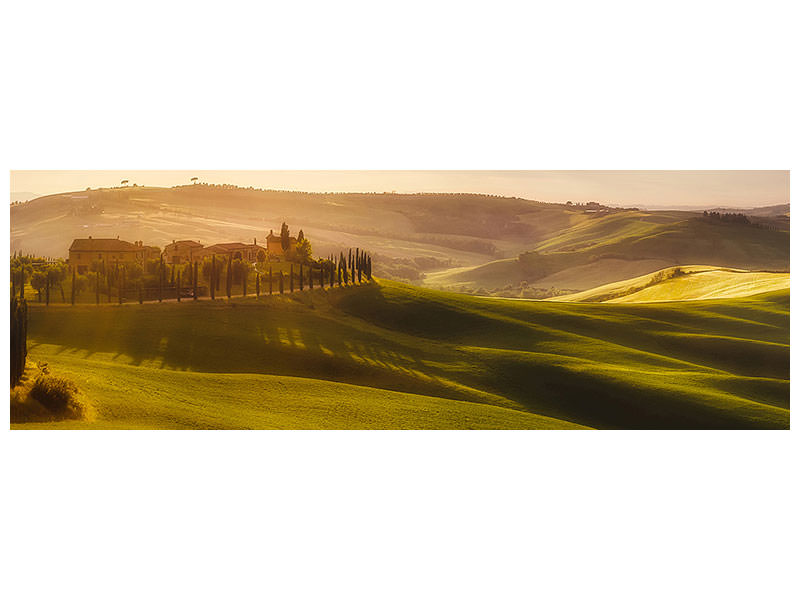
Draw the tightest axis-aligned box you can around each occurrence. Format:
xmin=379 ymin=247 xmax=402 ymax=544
xmin=68 ymin=238 xmax=159 ymax=274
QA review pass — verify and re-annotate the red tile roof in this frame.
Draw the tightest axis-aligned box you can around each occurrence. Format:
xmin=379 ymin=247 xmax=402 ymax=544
xmin=69 ymin=238 xmax=138 ymax=252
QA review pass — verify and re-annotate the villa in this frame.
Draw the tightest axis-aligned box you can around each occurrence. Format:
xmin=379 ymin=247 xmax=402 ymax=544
xmin=68 ymin=237 xmax=160 ymax=274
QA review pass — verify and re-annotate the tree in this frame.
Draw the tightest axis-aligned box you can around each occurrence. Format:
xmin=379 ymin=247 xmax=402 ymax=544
xmin=280 ymin=222 xmax=290 ymax=252
xmin=210 ymin=256 xmax=216 ymax=300
xmin=10 ymin=298 xmax=28 ymax=387
xmin=31 ymin=270 xmax=48 ymax=302
xmin=71 ymin=274 xmax=89 ymax=297
xmin=121 ymin=179 xmax=129 ymax=186
xmin=127 ymin=262 xmax=144 ymax=281
xmin=106 ymin=263 xmax=112 ymax=303
xmin=297 ymin=229 xmax=305 ymax=243
xmin=242 ymin=262 xmax=250 ymax=297
xmin=226 ymin=254 xmax=233 ymax=298
xmin=158 ymin=255 xmax=164 ymax=302
xmin=191 ymin=177 xmax=198 ymax=184
xmin=295 ymin=238 xmax=312 ymax=263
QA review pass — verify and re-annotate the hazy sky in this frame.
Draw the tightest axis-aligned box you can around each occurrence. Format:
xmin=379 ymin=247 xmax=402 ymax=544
xmin=10 ymin=170 xmax=789 ymax=209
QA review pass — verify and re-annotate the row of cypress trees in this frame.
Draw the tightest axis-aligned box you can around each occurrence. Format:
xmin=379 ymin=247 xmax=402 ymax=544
xmin=16 ymin=248 xmax=374 ymax=305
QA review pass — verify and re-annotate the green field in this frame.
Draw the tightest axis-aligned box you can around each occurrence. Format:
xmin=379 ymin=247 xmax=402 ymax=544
xmin=14 ymin=279 xmax=789 ymax=429
xmin=554 ymin=266 xmax=790 ymax=303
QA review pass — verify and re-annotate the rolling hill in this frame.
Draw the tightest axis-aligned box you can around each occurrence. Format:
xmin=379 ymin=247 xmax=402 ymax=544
xmin=552 ymin=266 xmax=790 ymax=303
xmin=9 ymin=185 xmax=553 ymax=279
xmin=14 ymin=279 xmax=789 ymax=430
xmin=11 ymin=185 xmax=789 ymax=297
xmin=425 ymin=212 xmax=789 ymax=297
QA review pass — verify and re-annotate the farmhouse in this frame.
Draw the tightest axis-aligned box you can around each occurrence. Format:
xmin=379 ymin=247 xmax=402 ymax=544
xmin=199 ymin=240 xmax=266 ymax=262
xmin=164 ymin=240 xmax=204 ymax=265
xmin=68 ymin=237 xmax=159 ymax=274
xmin=266 ymin=229 xmax=297 ymax=258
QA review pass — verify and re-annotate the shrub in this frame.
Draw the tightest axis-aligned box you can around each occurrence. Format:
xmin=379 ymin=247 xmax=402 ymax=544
xmin=29 ymin=374 xmax=84 ymax=418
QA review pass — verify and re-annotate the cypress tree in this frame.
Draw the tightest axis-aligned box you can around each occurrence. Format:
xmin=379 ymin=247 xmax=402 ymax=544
xmin=309 ymin=266 xmax=313 ymax=290
xmin=299 ymin=264 xmax=304 ymax=291
xmin=290 ymin=264 xmax=294 ymax=293
xmin=10 ymin=297 xmax=28 ymax=388
xmin=269 ymin=266 xmax=273 ymax=295
xmin=171 ymin=264 xmax=175 ymax=285
xmin=256 ymin=272 xmax=260 ymax=297
xmin=158 ymin=256 xmax=164 ymax=302
xmin=243 ymin=267 xmax=247 ymax=297
xmin=210 ymin=256 xmax=216 ymax=300
xmin=177 ymin=271 xmax=181 ymax=302
xmin=120 ymin=267 xmax=125 ymax=304
xmin=193 ymin=261 xmax=198 ymax=300
xmin=279 ymin=271 xmax=284 ymax=294
xmin=96 ymin=270 xmax=100 ymax=304
xmin=138 ymin=281 xmax=143 ymax=304
xmin=20 ymin=268 xmax=24 ymax=300
xmin=351 ymin=254 xmax=355 ymax=285
xmin=226 ymin=254 xmax=232 ymax=298
xmin=280 ymin=222 xmax=290 ymax=252
xmin=71 ymin=267 xmax=76 ymax=305
xmin=45 ymin=270 xmax=50 ymax=306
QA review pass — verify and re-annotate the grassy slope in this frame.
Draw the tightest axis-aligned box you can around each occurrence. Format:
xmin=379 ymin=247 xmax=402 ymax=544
xmin=554 ymin=266 xmax=790 ymax=303
xmin=429 ymin=214 xmax=789 ymax=292
xmin=16 ymin=279 xmax=789 ymax=430
xmin=15 ymin=356 xmax=574 ymax=430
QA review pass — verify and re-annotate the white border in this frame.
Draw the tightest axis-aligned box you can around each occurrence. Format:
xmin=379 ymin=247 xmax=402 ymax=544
xmin=2 ymin=2 xmax=797 ymax=599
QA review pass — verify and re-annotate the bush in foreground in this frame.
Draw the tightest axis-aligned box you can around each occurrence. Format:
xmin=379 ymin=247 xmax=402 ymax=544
xmin=10 ymin=364 xmax=87 ymax=423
